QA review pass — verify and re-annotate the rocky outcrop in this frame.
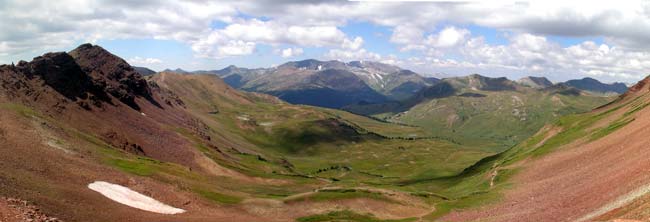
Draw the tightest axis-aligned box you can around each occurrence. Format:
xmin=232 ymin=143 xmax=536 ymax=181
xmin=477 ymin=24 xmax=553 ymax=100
xmin=69 ymin=43 xmax=158 ymax=110
xmin=0 ymin=43 xmax=161 ymax=111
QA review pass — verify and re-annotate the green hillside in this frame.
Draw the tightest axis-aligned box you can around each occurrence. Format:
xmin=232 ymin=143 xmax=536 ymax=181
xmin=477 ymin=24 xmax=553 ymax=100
xmin=346 ymin=75 xmax=614 ymax=152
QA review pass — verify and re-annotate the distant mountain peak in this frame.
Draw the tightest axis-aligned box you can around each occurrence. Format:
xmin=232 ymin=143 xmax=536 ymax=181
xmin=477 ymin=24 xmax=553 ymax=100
xmin=564 ymin=77 xmax=627 ymax=94
xmin=162 ymin=68 xmax=189 ymax=74
xmin=518 ymin=76 xmax=553 ymax=89
xmin=133 ymin=66 xmax=156 ymax=76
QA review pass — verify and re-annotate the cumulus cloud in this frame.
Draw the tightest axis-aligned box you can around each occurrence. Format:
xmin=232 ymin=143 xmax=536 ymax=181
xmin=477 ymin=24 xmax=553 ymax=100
xmin=189 ymin=18 xmax=348 ymax=59
xmin=427 ymin=27 xmax=470 ymax=48
xmin=281 ymin=47 xmax=304 ymax=58
xmin=128 ymin=57 xmax=163 ymax=65
xmin=2 ymin=0 xmax=650 ymax=81
xmin=400 ymin=31 xmax=650 ymax=82
xmin=324 ymin=36 xmax=382 ymax=61
xmin=325 ymin=48 xmax=381 ymax=61
xmin=342 ymin=37 xmax=364 ymax=50
xmin=390 ymin=25 xmax=426 ymax=51
xmin=0 ymin=0 xmax=236 ymax=57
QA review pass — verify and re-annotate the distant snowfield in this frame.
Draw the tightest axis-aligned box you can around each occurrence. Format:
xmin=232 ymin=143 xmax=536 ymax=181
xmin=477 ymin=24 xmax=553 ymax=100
xmin=88 ymin=181 xmax=186 ymax=214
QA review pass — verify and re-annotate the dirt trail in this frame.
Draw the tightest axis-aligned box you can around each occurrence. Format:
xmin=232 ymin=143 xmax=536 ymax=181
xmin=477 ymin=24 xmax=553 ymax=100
xmin=576 ymin=183 xmax=650 ymax=222
xmin=242 ymin=186 xmax=435 ymax=221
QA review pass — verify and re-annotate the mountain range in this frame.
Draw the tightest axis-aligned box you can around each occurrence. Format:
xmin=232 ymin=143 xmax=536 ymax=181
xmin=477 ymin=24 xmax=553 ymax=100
xmin=1 ymin=44 xmax=648 ymax=222
xmin=159 ymin=60 xmax=627 ymax=111
xmin=189 ymin=59 xmax=440 ymax=108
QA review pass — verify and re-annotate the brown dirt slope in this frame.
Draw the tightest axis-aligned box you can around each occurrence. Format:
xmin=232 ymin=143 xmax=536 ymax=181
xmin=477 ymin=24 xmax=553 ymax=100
xmin=443 ymin=76 xmax=650 ymax=221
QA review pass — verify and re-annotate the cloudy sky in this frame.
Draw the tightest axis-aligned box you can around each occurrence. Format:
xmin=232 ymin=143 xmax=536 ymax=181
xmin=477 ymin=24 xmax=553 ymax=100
xmin=2 ymin=0 xmax=650 ymax=83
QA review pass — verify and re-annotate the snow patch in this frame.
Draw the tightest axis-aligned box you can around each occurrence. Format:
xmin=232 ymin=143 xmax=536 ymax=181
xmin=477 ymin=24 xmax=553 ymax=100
xmin=375 ymin=73 xmax=383 ymax=80
xmin=88 ymin=181 xmax=186 ymax=214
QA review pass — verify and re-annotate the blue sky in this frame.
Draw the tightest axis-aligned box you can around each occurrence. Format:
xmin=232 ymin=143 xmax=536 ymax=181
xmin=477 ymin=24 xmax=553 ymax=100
xmin=1 ymin=0 xmax=650 ymax=83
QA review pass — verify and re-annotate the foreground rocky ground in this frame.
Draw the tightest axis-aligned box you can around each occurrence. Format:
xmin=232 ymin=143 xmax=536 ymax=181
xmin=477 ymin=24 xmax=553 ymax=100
xmin=0 ymin=197 xmax=61 ymax=222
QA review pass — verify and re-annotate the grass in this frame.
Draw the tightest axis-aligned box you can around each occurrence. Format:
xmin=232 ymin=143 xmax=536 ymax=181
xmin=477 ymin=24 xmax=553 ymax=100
xmin=296 ymin=210 xmax=417 ymax=222
xmin=107 ymin=158 xmax=159 ymax=176
xmin=194 ymin=189 xmax=243 ymax=204
xmin=0 ymin=103 xmax=43 ymax=118
xmin=366 ymin=89 xmax=614 ymax=152
xmin=590 ymin=118 xmax=635 ymax=141
xmin=323 ymin=108 xmax=430 ymax=138
xmin=126 ymin=74 xmax=635 ymax=220
xmin=284 ymin=189 xmax=395 ymax=204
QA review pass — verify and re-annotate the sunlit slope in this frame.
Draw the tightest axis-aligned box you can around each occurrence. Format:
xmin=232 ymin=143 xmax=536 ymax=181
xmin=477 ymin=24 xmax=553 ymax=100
xmin=439 ymin=75 xmax=650 ymax=221
xmin=347 ymin=74 xmax=614 ymax=152
xmin=150 ymin=72 xmax=493 ymax=182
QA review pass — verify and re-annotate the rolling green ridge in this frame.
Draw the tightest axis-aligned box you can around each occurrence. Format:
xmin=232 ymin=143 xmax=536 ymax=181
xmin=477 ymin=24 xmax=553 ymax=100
xmin=346 ymin=75 xmax=614 ymax=152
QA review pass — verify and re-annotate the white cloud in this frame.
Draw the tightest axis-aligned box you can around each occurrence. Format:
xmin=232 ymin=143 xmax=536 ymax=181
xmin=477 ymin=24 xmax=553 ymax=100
xmin=426 ymin=27 xmax=470 ymax=48
xmin=390 ymin=25 xmax=426 ymax=51
xmin=399 ymin=31 xmax=650 ymax=82
xmin=216 ymin=40 xmax=256 ymax=57
xmin=0 ymin=0 xmax=236 ymax=57
xmin=324 ymin=36 xmax=381 ymax=61
xmin=281 ymin=47 xmax=304 ymax=58
xmin=128 ymin=56 xmax=163 ymax=65
xmin=2 ymin=1 xmax=650 ymax=81
xmin=325 ymin=48 xmax=381 ymax=61
xmin=189 ymin=18 xmax=348 ymax=59
xmin=342 ymin=37 xmax=364 ymax=50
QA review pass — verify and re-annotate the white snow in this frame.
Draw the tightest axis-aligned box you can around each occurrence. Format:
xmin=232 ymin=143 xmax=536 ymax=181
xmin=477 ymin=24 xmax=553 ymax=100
xmin=317 ymin=65 xmax=322 ymax=71
xmin=88 ymin=181 xmax=186 ymax=214
xmin=375 ymin=73 xmax=383 ymax=80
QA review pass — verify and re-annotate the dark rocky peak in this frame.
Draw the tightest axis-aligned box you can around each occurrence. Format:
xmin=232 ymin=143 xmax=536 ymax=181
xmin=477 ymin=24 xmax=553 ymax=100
xmin=68 ymin=43 xmax=158 ymax=110
xmin=4 ymin=51 xmax=113 ymax=110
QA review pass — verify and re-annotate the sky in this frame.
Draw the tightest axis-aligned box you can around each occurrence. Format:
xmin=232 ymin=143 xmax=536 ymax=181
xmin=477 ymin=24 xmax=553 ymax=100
xmin=2 ymin=0 xmax=650 ymax=83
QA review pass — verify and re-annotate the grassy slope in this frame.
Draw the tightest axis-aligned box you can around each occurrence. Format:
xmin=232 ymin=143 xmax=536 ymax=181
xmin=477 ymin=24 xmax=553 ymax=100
xmin=152 ymin=73 xmax=494 ymax=183
xmin=143 ymin=73 xmax=503 ymax=220
xmin=147 ymin=73 xmax=632 ymax=221
xmin=381 ymin=88 xmax=612 ymax=152
xmin=407 ymin=91 xmax=647 ymax=220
